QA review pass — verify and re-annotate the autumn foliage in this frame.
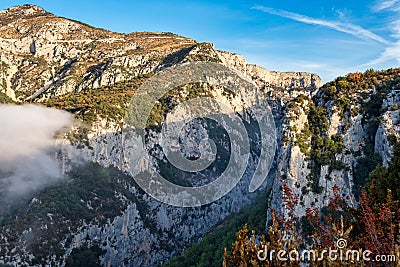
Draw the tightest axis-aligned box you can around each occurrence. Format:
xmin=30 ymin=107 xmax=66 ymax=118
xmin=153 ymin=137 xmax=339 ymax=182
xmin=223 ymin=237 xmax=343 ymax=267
xmin=223 ymin=184 xmax=400 ymax=267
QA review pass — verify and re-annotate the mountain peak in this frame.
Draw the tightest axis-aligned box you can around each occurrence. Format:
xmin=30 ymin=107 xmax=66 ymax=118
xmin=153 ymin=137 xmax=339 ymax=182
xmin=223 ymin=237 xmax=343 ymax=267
xmin=7 ymin=4 xmax=46 ymax=13
xmin=1 ymin=4 xmax=49 ymax=16
xmin=0 ymin=4 xmax=318 ymax=103
xmin=0 ymin=4 xmax=51 ymax=27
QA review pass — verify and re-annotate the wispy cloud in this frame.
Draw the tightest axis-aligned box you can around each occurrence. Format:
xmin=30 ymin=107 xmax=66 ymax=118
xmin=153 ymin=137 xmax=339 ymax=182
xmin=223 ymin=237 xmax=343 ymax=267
xmin=371 ymin=0 xmax=400 ymax=12
xmin=333 ymin=8 xmax=351 ymax=19
xmin=364 ymin=42 xmax=400 ymax=66
xmin=253 ymin=6 xmax=390 ymax=45
xmin=365 ymin=21 xmax=400 ymax=65
xmin=366 ymin=0 xmax=400 ymax=66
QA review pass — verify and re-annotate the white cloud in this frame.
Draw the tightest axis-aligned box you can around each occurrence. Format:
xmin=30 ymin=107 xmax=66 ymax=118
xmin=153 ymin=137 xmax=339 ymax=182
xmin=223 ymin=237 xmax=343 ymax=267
xmin=253 ymin=6 xmax=390 ymax=45
xmin=333 ymin=8 xmax=352 ymax=19
xmin=300 ymin=63 xmax=326 ymax=69
xmin=393 ymin=20 xmax=400 ymax=38
xmin=372 ymin=0 xmax=400 ymax=12
xmin=366 ymin=41 xmax=400 ymax=65
xmin=366 ymin=0 xmax=400 ymax=66
xmin=0 ymin=105 xmax=73 ymax=199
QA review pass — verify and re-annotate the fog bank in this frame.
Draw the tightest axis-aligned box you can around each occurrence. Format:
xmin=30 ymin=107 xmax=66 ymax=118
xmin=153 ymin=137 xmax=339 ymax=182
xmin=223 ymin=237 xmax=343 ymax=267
xmin=0 ymin=104 xmax=73 ymax=198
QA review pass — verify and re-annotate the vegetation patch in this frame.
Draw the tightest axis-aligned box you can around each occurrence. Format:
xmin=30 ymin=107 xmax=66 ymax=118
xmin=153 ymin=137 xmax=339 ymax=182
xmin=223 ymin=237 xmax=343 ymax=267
xmin=0 ymin=92 xmax=14 ymax=104
xmin=163 ymin=189 xmax=270 ymax=267
xmin=45 ymin=75 xmax=151 ymax=125
xmin=0 ymin=162 xmax=147 ymax=266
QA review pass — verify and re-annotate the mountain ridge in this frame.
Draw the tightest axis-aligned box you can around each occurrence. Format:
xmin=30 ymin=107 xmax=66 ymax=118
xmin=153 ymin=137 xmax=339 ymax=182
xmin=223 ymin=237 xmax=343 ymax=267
xmin=3 ymin=5 xmax=399 ymax=267
xmin=0 ymin=5 xmax=321 ymax=103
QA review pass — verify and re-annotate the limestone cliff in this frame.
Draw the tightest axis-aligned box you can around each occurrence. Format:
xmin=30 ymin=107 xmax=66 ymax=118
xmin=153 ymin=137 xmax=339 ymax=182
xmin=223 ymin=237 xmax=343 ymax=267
xmin=1 ymin=4 xmax=399 ymax=267
xmin=0 ymin=5 xmax=319 ymax=103
xmin=0 ymin=5 xmax=322 ymax=267
xmin=269 ymin=70 xmax=400 ymax=222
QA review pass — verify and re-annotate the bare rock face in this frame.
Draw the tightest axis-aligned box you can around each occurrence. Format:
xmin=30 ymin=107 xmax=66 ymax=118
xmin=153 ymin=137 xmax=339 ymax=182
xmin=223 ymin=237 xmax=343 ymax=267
xmin=0 ymin=5 xmax=320 ymax=103
xmin=217 ymin=50 xmax=247 ymax=73
xmin=246 ymin=64 xmax=322 ymax=91
xmin=1 ymin=5 xmax=400 ymax=267
xmin=375 ymin=89 xmax=400 ymax=166
xmin=4 ymin=5 xmax=376 ymax=267
xmin=0 ymin=5 xmax=196 ymax=101
xmin=270 ymin=96 xmax=358 ymax=220
xmin=3 ymin=5 xmax=400 ymax=267
xmin=217 ymin=50 xmax=322 ymax=102
xmin=268 ymin=70 xmax=400 ymax=227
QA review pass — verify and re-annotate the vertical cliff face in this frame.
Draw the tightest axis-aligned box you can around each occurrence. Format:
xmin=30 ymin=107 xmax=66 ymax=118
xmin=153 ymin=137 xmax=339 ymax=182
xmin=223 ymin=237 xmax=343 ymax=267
xmin=51 ymin=56 xmax=322 ymax=266
xmin=217 ymin=50 xmax=322 ymax=99
xmin=0 ymin=6 xmax=324 ymax=267
xmin=375 ymin=89 xmax=400 ymax=166
xmin=269 ymin=70 xmax=400 ymax=224
xmin=51 ymin=58 xmax=321 ymax=266
xmin=4 ymin=4 xmax=400 ymax=267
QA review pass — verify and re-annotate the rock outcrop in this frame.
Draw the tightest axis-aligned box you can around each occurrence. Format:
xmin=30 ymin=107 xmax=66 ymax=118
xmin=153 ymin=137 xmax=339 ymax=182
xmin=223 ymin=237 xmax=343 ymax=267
xmin=0 ymin=5 xmax=320 ymax=103
xmin=1 ymin=4 xmax=399 ymax=267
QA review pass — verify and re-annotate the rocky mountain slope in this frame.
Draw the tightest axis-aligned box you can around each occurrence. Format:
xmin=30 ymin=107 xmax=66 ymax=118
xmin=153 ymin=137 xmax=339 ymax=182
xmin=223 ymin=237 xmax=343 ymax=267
xmin=164 ymin=69 xmax=400 ymax=267
xmin=0 ymin=5 xmax=320 ymax=103
xmin=0 ymin=4 xmax=399 ymax=267
xmin=270 ymin=69 xmax=400 ymax=222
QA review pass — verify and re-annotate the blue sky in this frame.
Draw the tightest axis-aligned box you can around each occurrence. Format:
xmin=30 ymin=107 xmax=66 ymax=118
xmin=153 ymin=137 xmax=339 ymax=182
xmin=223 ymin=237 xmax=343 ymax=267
xmin=0 ymin=0 xmax=399 ymax=82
